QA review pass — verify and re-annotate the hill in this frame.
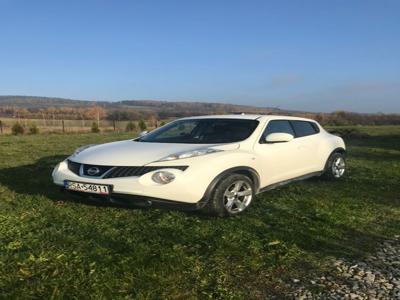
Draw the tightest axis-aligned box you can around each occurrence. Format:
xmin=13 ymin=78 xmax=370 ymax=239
xmin=0 ymin=95 xmax=282 ymax=115
xmin=0 ymin=95 xmax=399 ymax=126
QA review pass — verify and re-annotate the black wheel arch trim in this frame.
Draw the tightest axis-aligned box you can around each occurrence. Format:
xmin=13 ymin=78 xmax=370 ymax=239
xmin=199 ymin=166 xmax=260 ymax=206
xmin=325 ymin=147 xmax=346 ymax=163
xmin=332 ymin=147 xmax=346 ymax=155
xmin=324 ymin=147 xmax=346 ymax=171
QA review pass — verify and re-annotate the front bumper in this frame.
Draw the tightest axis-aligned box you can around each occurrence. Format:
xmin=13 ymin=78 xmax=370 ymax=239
xmin=52 ymin=160 xmax=211 ymax=205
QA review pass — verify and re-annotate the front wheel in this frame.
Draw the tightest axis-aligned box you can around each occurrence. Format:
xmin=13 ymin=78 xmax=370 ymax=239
xmin=203 ymin=174 xmax=254 ymax=217
xmin=323 ymin=152 xmax=346 ymax=179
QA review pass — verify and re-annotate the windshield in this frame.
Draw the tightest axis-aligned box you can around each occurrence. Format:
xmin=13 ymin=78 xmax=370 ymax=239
xmin=137 ymin=118 xmax=259 ymax=144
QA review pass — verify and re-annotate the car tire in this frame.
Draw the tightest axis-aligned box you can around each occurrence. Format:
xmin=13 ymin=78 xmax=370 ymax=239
xmin=323 ymin=152 xmax=346 ymax=179
xmin=203 ymin=174 xmax=255 ymax=217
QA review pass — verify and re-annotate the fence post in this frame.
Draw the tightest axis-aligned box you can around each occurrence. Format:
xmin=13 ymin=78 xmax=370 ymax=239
xmin=62 ymin=120 xmax=65 ymax=133
xmin=0 ymin=120 xmax=3 ymax=134
xmin=113 ymin=120 xmax=116 ymax=131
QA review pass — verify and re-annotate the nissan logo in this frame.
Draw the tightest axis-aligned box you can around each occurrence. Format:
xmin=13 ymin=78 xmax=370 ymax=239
xmin=87 ymin=167 xmax=100 ymax=176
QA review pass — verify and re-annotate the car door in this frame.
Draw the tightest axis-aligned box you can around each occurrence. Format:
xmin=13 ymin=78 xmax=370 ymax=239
xmin=254 ymin=119 xmax=305 ymax=187
xmin=289 ymin=120 xmax=321 ymax=174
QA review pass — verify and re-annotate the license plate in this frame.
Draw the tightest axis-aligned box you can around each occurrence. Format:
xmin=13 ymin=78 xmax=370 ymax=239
xmin=64 ymin=180 xmax=110 ymax=195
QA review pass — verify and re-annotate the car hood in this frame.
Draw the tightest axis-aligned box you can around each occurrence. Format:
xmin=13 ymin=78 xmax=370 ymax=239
xmin=70 ymin=140 xmax=239 ymax=166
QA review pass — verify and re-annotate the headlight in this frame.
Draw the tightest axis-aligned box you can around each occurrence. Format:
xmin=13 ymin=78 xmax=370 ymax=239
xmin=70 ymin=144 xmax=97 ymax=157
xmin=158 ymin=148 xmax=223 ymax=162
xmin=52 ymin=163 xmax=60 ymax=177
xmin=151 ymin=171 xmax=175 ymax=184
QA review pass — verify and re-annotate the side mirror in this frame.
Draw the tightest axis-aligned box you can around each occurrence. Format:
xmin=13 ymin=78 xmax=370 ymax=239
xmin=139 ymin=130 xmax=148 ymax=137
xmin=265 ymin=132 xmax=294 ymax=143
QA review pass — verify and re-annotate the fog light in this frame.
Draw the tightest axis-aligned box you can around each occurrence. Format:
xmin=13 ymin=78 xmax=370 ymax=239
xmin=151 ymin=171 xmax=175 ymax=184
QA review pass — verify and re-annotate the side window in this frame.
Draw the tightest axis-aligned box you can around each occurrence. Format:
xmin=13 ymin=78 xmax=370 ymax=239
xmin=290 ymin=121 xmax=319 ymax=137
xmin=260 ymin=120 xmax=295 ymax=143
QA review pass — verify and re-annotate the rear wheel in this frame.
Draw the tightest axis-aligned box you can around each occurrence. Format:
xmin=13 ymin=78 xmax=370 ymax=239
xmin=323 ymin=152 xmax=346 ymax=179
xmin=203 ymin=174 xmax=254 ymax=217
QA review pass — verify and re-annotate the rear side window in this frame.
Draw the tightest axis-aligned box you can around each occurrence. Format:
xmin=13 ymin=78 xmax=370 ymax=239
xmin=260 ymin=120 xmax=295 ymax=143
xmin=290 ymin=121 xmax=319 ymax=137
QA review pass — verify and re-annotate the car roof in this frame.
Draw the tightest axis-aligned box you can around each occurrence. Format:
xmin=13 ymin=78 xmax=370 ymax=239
xmin=260 ymin=115 xmax=318 ymax=122
xmin=180 ymin=114 xmax=262 ymax=120
xmin=179 ymin=114 xmax=317 ymax=122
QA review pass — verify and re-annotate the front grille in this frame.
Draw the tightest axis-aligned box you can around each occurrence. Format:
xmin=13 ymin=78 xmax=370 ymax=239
xmin=67 ymin=160 xmax=187 ymax=178
xmin=82 ymin=164 xmax=113 ymax=177
xmin=67 ymin=160 xmax=80 ymax=175
xmin=103 ymin=166 xmax=188 ymax=178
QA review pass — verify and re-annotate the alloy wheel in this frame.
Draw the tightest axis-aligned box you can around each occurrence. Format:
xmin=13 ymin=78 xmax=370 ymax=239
xmin=223 ymin=180 xmax=253 ymax=214
xmin=332 ymin=156 xmax=345 ymax=178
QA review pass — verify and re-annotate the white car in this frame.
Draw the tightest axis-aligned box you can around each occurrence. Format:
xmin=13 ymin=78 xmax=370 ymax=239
xmin=52 ymin=115 xmax=346 ymax=216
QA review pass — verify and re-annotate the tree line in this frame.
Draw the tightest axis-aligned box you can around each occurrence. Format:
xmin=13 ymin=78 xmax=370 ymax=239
xmin=0 ymin=105 xmax=400 ymax=126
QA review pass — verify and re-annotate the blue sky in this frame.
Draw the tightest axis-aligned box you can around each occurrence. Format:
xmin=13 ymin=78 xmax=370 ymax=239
xmin=0 ymin=0 xmax=399 ymax=113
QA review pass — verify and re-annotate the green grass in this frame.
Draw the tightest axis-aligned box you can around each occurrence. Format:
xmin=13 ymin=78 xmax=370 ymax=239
xmin=0 ymin=127 xmax=399 ymax=299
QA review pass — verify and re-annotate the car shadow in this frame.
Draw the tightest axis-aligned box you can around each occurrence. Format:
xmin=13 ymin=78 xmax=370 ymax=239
xmin=0 ymin=155 xmax=159 ymax=211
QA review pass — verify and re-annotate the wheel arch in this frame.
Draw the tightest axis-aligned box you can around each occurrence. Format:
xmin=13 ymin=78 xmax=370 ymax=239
xmin=199 ymin=166 xmax=260 ymax=207
xmin=323 ymin=147 xmax=346 ymax=171
xmin=332 ymin=147 xmax=346 ymax=155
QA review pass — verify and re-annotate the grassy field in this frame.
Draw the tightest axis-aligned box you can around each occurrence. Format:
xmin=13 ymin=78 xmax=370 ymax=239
xmin=0 ymin=126 xmax=399 ymax=299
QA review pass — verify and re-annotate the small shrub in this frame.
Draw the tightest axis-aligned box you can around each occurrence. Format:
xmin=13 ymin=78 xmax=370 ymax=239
xmin=160 ymin=121 xmax=166 ymax=126
xmin=12 ymin=123 xmax=24 ymax=135
xmin=91 ymin=122 xmax=100 ymax=133
xmin=138 ymin=119 xmax=147 ymax=131
xmin=126 ymin=121 xmax=137 ymax=132
xmin=29 ymin=124 xmax=39 ymax=134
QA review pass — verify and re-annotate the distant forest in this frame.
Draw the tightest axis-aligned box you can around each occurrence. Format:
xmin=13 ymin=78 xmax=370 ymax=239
xmin=0 ymin=95 xmax=399 ymax=126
